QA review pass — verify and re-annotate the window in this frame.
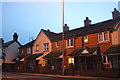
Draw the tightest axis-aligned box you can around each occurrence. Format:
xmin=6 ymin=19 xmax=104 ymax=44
xmin=104 ymin=31 xmax=108 ymax=41
xmin=68 ymin=58 xmax=74 ymax=64
xmin=28 ymin=47 xmax=31 ymax=54
xmin=98 ymin=32 xmax=103 ymax=41
xmin=102 ymin=55 xmax=111 ymax=64
xmin=67 ymin=38 xmax=74 ymax=47
xmin=22 ymin=49 xmax=24 ymax=53
xmin=27 ymin=61 xmax=34 ymax=69
xmin=44 ymin=43 xmax=49 ymax=51
xmin=36 ymin=45 xmax=39 ymax=52
xmin=98 ymin=31 xmax=109 ymax=42
xmin=84 ymin=36 xmax=88 ymax=43
xmin=56 ymin=41 xmax=59 ymax=47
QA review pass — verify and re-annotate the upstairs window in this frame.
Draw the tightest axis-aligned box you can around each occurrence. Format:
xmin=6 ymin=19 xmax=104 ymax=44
xmin=36 ymin=45 xmax=39 ymax=52
xmin=84 ymin=36 xmax=88 ymax=43
xmin=67 ymin=38 xmax=74 ymax=47
xmin=56 ymin=41 xmax=59 ymax=47
xmin=98 ymin=32 xmax=103 ymax=41
xmin=104 ymin=31 xmax=109 ymax=41
xmin=44 ymin=43 xmax=49 ymax=51
xmin=98 ymin=31 xmax=109 ymax=42
xmin=28 ymin=47 xmax=31 ymax=54
xmin=22 ymin=49 xmax=24 ymax=53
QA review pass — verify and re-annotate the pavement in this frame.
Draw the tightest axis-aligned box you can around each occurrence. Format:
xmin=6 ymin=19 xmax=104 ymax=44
xmin=2 ymin=72 xmax=120 ymax=80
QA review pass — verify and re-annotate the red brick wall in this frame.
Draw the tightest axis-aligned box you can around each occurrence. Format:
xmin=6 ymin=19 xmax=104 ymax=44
xmin=51 ymin=31 xmax=113 ymax=71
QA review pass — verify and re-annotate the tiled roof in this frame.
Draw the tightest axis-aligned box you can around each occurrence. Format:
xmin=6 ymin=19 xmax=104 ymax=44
xmin=25 ymin=53 xmax=43 ymax=60
xmin=104 ymin=44 xmax=120 ymax=54
xmin=42 ymin=17 xmax=120 ymax=42
xmin=69 ymin=45 xmax=99 ymax=56
xmin=3 ymin=40 xmax=21 ymax=47
xmin=12 ymin=55 xmax=25 ymax=62
xmin=19 ymin=40 xmax=35 ymax=49
xmin=2 ymin=40 xmax=14 ymax=47
xmin=64 ymin=17 xmax=120 ymax=39
xmin=43 ymin=50 xmax=64 ymax=59
xmin=42 ymin=29 xmax=61 ymax=42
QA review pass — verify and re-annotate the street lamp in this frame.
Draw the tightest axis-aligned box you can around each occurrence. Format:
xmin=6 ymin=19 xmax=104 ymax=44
xmin=62 ymin=0 xmax=65 ymax=75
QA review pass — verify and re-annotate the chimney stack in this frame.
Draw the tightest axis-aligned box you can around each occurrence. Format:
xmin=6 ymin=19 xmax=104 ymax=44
xmin=13 ymin=33 xmax=18 ymax=41
xmin=0 ymin=38 xmax=4 ymax=45
xmin=64 ymin=24 xmax=69 ymax=32
xmin=112 ymin=8 xmax=120 ymax=19
xmin=2 ymin=38 xmax=4 ymax=44
xmin=84 ymin=17 xmax=91 ymax=27
xmin=47 ymin=29 xmax=50 ymax=32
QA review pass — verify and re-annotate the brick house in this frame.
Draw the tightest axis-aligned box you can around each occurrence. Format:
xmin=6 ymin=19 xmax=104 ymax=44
xmin=43 ymin=8 xmax=120 ymax=77
xmin=32 ymin=29 xmax=60 ymax=73
xmin=14 ymin=40 xmax=41 ymax=72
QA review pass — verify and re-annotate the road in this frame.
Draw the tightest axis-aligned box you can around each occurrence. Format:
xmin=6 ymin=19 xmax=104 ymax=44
xmin=2 ymin=72 xmax=120 ymax=80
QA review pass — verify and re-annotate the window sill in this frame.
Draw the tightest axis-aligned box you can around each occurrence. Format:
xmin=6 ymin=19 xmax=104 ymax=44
xmin=66 ymin=46 xmax=74 ymax=49
xmin=43 ymin=50 xmax=49 ymax=52
xmin=56 ymin=46 xmax=59 ymax=48
xmin=98 ymin=40 xmax=110 ymax=44
xmin=103 ymin=63 xmax=111 ymax=64
xmin=84 ymin=41 xmax=89 ymax=44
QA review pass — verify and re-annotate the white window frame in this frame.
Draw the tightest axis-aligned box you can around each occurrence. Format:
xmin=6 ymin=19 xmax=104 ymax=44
xmin=66 ymin=38 xmax=74 ymax=47
xmin=102 ymin=55 xmax=111 ymax=64
xmin=98 ymin=31 xmax=109 ymax=43
xmin=56 ymin=41 xmax=59 ymax=47
xmin=44 ymin=43 xmax=49 ymax=51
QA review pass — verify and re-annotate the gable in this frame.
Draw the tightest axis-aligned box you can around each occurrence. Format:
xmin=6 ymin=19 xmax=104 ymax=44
xmin=34 ymin=31 xmax=50 ymax=44
xmin=33 ymin=31 xmax=51 ymax=54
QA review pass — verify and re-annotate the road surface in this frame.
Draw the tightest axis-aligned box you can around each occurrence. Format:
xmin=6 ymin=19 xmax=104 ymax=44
xmin=2 ymin=72 xmax=120 ymax=80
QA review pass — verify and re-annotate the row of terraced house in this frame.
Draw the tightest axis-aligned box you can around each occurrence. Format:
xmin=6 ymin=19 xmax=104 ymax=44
xmin=2 ymin=8 xmax=120 ymax=77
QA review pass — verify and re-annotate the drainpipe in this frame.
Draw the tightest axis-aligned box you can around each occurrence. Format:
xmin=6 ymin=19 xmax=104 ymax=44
xmin=82 ymin=36 xmax=85 ymax=48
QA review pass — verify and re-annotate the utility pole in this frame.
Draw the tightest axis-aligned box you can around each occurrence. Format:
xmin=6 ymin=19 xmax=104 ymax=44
xmin=62 ymin=0 xmax=65 ymax=75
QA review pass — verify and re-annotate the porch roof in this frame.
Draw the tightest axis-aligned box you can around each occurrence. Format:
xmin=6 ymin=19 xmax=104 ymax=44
xmin=12 ymin=55 xmax=25 ymax=62
xmin=104 ymin=44 xmax=120 ymax=55
xmin=43 ymin=50 xmax=65 ymax=59
xmin=25 ymin=53 xmax=43 ymax=60
xmin=69 ymin=45 xmax=99 ymax=56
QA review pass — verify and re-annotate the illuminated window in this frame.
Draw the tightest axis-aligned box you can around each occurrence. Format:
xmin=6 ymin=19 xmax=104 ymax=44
xmin=44 ymin=43 xmax=49 ymax=51
xmin=68 ymin=58 xmax=74 ymax=64
xmin=67 ymin=38 xmax=74 ymax=47
xmin=84 ymin=36 xmax=88 ymax=43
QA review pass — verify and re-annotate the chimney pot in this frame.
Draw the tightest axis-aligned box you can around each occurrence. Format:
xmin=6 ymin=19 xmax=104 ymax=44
xmin=13 ymin=33 xmax=18 ymax=41
xmin=47 ymin=29 xmax=50 ymax=32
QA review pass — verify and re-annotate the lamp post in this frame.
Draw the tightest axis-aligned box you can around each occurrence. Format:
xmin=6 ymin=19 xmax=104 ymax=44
xmin=62 ymin=0 xmax=65 ymax=75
